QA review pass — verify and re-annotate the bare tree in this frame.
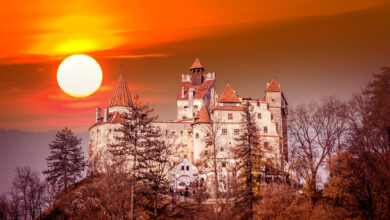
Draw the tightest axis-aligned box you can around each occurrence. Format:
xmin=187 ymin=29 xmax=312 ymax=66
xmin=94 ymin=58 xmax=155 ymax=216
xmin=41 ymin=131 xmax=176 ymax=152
xmin=288 ymin=96 xmax=347 ymax=202
xmin=0 ymin=193 xmax=9 ymax=220
xmin=10 ymin=166 xmax=46 ymax=220
xmin=197 ymin=112 xmax=224 ymax=200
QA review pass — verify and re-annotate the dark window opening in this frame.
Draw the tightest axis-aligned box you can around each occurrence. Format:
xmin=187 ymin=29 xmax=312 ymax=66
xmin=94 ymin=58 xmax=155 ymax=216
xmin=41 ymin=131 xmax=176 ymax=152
xmin=195 ymin=133 xmax=199 ymax=139
xmin=257 ymin=113 xmax=262 ymax=119
xmin=264 ymin=126 xmax=268 ymax=133
xmin=222 ymin=162 xmax=226 ymax=167
xmin=228 ymin=113 xmax=233 ymax=120
xmin=222 ymin=129 xmax=227 ymax=135
xmin=257 ymin=102 xmax=260 ymax=106
xmin=186 ymin=166 xmax=189 ymax=171
xmin=181 ymin=166 xmax=184 ymax=170
xmin=234 ymin=129 xmax=239 ymax=135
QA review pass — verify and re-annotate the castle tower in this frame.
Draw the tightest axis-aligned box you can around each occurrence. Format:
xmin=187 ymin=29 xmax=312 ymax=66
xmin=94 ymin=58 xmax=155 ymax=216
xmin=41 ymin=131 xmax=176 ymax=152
xmin=89 ymin=72 xmax=133 ymax=174
xmin=176 ymin=57 xmax=215 ymax=120
xmin=192 ymin=105 xmax=212 ymax=161
xmin=265 ymin=79 xmax=288 ymax=163
xmin=189 ymin=57 xmax=205 ymax=85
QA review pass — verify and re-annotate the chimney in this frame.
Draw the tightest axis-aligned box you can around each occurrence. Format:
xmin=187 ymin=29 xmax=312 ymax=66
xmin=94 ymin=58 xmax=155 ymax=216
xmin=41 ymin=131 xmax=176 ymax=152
xmin=266 ymin=81 xmax=270 ymax=88
xmin=96 ymin=108 xmax=101 ymax=122
xmin=103 ymin=108 xmax=109 ymax=122
xmin=181 ymin=87 xmax=185 ymax=98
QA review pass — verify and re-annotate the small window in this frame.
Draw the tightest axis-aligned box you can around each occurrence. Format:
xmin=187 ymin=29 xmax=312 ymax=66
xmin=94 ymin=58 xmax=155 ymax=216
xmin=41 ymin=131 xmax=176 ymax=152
xmin=221 ymin=147 xmax=224 ymax=152
xmin=264 ymin=142 xmax=269 ymax=149
xmin=228 ymin=113 xmax=233 ymax=120
xmin=184 ymin=106 xmax=188 ymax=109
xmin=181 ymin=166 xmax=184 ymax=170
xmin=207 ymin=133 xmax=210 ymax=137
xmin=271 ymin=114 xmax=273 ymax=120
xmin=181 ymin=131 xmax=183 ymax=135
xmin=222 ymin=162 xmax=226 ymax=167
xmin=166 ymin=130 xmax=168 ymax=135
xmin=195 ymin=133 xmax=199 ymax=139
xmin=184 ymin=154 xmax=187 ymax=158
xmin=264 ymin=126 xmax=268 ymax=133
xmin=257 ymin=102 xmax=260 ymax=106
xmin=206 ymin=144 xmax=210 ymax=148
xmin=172 ymin=131 xmax=175 ymax=135
xmin=186 ymin=166 xmax=189 ymax=171
xmin=205 ymin=150 xmax=208 ymax=155
xmin=182 ymin=116 xmax=187 ymax=119
xmin=257 ymin=113 xmax=262 ymax=119
xmin=222 ymin=129 xmax=227 ymax=135
xmin=234 ymin=129 xmax=239 ymax=135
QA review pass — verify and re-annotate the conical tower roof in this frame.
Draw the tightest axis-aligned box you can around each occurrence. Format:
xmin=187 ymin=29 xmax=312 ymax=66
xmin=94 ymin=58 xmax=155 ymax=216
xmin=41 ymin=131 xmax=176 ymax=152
xmin=265 ymin=79 xmax=281 ymax=92
xmin=109 ymin=73 xmax=133 ymax=107
xmin=189 ymin=57 xmax=205 ymax=72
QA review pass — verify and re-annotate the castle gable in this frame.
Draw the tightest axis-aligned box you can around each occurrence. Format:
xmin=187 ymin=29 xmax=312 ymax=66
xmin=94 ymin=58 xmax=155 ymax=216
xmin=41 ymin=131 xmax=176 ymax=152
xmin=219 ymin=84 xmax=240 ymax=103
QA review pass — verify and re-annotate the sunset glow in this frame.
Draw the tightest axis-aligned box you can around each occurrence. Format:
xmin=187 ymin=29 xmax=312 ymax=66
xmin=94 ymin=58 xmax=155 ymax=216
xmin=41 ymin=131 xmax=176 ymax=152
xmin=57 ymin=55 xmax=102 ymax=97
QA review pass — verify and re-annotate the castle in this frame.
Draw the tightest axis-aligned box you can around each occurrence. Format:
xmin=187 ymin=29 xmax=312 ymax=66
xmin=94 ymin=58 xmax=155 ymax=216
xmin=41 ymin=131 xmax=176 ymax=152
xmin=88 ymin=57 xmax=289 ymax=191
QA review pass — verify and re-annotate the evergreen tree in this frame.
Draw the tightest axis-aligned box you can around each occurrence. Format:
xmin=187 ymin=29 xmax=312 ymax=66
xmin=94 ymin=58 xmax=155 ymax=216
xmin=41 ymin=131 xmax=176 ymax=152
xmin=137 ymin=136 xmax=172 ymax=219
xmin=43 ymin=127 xmax=86 ymax=191
xmin=109 ymin=96 xmax=162 ymax=219
xmin=233 ymin=102 xmax=263 ymax=219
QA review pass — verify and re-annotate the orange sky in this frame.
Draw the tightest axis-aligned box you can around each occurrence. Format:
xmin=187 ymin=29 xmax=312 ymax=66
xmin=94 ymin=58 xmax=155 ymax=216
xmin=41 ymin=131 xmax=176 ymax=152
xmin=0 ymin=0 xmax=389 ymax=131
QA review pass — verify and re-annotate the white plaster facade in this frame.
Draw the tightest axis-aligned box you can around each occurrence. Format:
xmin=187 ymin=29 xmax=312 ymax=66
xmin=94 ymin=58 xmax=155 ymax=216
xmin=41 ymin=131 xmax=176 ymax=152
xmin=88 ymin=58 xmax=290 ymax=190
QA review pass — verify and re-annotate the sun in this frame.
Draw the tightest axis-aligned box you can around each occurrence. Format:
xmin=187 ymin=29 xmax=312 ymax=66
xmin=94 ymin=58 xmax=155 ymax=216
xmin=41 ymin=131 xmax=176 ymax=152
xmin=57 ymin=54 xmax=102 ymax=97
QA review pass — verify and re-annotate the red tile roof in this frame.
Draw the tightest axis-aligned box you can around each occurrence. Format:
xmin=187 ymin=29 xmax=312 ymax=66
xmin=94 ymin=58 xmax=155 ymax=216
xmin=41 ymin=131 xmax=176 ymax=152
xmin=260 ymin=96 xmax=266 ymax=102
xmin=109 ymin=73 xmax=133 ymax=107
xmin=190 ymin=57 xmax=203 ymax=69
xmin=177 ymin=80 xmax=215 ymax=100
xmin=265 ymin=79 xmax=281 ymax=92
xmin=219 ymin=84 xmax=240 ymax=103
xmin=194 ymin=106 xmax=211 ymax=123
xmin=240 ymin=95 xmax=250 ymax=99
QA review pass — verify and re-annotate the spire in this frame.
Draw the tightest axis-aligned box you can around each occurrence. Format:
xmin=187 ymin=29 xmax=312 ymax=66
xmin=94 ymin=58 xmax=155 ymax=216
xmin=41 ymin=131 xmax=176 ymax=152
xmin=265 ymin=79 xmax=282 ymax=92
xmin=219 ymin=84 xmax=241 ymax=103
xmin=109 ymin=73 xmax=133 ymax=107
xmin=189 ymin=57 xmax=205 ymax=73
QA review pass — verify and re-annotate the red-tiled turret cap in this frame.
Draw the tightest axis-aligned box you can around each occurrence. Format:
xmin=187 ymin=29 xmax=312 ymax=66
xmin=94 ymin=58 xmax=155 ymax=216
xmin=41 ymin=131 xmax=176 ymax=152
xmin=219 ymin=84 xmax=241 ymax=103
xmin=109 ymin=73 xmax=133 ymax=107
xmin=265 ymin=79 xmax=282 ymax=92
xmin=189 ymin=57 xmax=205 ymax=72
